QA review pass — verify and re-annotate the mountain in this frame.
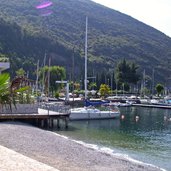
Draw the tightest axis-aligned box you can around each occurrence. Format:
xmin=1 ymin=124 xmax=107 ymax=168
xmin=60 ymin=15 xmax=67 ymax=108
xmin=0 ymin=0 xmax=171 ymax=84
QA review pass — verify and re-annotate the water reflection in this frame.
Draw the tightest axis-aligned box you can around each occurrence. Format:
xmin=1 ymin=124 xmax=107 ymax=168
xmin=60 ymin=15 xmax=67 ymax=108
xmin=119 ymin=107 xmax=170 ymax=132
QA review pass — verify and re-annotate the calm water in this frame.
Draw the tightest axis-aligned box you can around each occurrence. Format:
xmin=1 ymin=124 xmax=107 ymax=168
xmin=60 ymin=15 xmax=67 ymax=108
xmin=55 ymin=107 xmax=171 ymax=171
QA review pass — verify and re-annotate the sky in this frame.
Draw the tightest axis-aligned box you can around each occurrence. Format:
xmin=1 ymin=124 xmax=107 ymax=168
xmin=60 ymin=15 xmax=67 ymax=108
xmin=92 ymin=0 xmax=171 ymax=37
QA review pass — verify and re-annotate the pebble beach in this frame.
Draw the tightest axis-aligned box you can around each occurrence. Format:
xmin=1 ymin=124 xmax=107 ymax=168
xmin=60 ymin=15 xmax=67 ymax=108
xmin=0 ymin=122 xmax=164 ymax=171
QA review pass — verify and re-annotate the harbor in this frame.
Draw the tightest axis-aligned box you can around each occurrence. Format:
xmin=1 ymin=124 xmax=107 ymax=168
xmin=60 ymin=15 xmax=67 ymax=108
xmin=0 ymin=102 xmax=171 ymax=170
xmin=0 ymin=1 xmax=171 ymax=170
xmin=0 ymin=95 xmax=171 ymax=171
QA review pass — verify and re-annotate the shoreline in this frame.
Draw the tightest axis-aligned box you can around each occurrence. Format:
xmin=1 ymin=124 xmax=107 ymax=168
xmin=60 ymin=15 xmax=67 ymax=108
xmin=55 ymin=133 xmax=165 ymax=171
xmin=0 ymin=121 xmax=165 ymax=171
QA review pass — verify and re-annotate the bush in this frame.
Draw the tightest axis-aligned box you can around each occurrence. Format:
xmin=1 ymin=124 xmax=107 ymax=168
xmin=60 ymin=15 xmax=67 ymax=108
xmin=55 ymin=91 xmax=59 ymax=99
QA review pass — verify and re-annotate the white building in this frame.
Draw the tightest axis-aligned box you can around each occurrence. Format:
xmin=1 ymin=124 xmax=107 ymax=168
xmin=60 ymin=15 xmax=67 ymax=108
xmin=0 ymin=61 xmax=10 ymax=73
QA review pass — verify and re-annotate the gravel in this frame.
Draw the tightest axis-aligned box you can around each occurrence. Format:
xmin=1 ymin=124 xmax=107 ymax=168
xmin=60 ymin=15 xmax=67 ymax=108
xmin=0 ymin=121 xmax=164 ymax=171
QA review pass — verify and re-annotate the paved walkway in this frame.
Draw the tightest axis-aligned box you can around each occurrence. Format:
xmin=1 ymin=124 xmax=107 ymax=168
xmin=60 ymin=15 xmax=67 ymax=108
xmin=0 ymin=145 xmax=59 ymax=171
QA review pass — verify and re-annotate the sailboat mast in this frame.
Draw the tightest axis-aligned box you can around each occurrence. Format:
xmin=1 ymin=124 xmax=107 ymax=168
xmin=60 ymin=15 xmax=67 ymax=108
xmin=47 ymin=57 xmax=51 ymax=99
xmin=42 ymin=52 xmax=46 ymax=94
xmin=36 ymin=60 xmax=39 ymax=96
xmin=85 ymin=16 xmax=88 ymax=99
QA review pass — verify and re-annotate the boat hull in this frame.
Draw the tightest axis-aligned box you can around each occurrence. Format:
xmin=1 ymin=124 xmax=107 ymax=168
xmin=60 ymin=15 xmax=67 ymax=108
xmin=70 ymin=109 xmax=120 ymax=120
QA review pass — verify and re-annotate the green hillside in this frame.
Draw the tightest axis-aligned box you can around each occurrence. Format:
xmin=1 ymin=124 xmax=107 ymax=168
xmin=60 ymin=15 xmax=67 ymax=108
xmin=0 ymin=0 xmax=171 ymax=84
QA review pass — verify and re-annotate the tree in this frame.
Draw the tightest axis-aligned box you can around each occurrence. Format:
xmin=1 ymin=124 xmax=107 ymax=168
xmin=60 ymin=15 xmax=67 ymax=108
xmin=99 ymin=84 xmax=110 ymax=97
xmin=141 ymin=87 xmax=150 ymax=96
xmin=0 ymin=54 xmax=9 ymax=62
xmin=129 ymin=63 xmax=140 ymax=85
xmin=10 ymin=76 xmax=32 ymax=104
xmin=39 ymin=65 xmax=66 ymax=96
xmin=74 ymin=82 xmax=81 ymax=90
xmin=115 ymin=59 xmax=140 ymax=91
xmin=88 ymin=82 xmax=97 ymax=90
xmin=0 ymin=73 xmax=11 ymax=109
xmin=50 ymin=66 xmax=66 ymax=94
xmin=16 ymin=68 xmax=26 ymax=77
xmin=0 ymin=73 xmax=31 ymax=111
xmin=155 ymin=83 xmax=164 ymax=96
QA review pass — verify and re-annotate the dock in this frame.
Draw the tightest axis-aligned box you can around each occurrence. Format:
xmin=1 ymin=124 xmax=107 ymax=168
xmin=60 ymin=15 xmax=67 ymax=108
xmin=0 ymin=103 xmax=71 ymax=129
xmin=0 ymin=113 xmax=70 ymax=128
xmin=132 ymin=103 xmax=171 ymax=109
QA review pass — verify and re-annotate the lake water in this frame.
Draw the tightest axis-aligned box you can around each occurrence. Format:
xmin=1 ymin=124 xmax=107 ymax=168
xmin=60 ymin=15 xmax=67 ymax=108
xmin=55 ymin=107 xmax=171 ymax=171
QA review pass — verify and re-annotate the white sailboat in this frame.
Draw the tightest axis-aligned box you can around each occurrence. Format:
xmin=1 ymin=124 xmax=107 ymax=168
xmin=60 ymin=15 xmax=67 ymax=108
xmin=70 ymin=106 xmax=120 ymax=120
xmin=70 ymin=17 xmax=120 ymax=120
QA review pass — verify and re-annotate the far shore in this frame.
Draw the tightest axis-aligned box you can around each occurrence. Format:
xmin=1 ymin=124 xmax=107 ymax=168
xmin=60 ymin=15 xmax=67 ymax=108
xmin=0 ymin=121 xmax=165 ymax=171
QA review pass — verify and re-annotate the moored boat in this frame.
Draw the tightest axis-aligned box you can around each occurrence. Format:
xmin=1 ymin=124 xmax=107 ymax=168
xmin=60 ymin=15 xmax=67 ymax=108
xmin=70 ymin=106 xmax=120 ymax=120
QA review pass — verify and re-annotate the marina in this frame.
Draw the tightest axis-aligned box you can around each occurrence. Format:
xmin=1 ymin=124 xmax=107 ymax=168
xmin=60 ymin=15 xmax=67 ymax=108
xmin=1 ymin=103 xmax=171 ymax=170
xmin=0 ymin=0 xmax=171 ymax=170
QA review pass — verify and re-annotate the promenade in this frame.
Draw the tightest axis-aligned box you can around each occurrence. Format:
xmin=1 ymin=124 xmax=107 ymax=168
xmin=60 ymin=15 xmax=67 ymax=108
xmin=0 ymin=145 xmax=59 ymax=171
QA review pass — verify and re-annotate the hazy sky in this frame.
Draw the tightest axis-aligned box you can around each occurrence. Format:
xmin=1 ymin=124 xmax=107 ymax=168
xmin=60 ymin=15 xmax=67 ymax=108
xmin=92 ymin=0 xmax=171 ymax=37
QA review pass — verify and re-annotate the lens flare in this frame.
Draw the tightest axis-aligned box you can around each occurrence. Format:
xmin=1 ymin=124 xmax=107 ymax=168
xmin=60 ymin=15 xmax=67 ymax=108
xmin=40 ymin=9 xmax=53 ymax=16
xmin=36 ymin=1 xmax=53 ymax=9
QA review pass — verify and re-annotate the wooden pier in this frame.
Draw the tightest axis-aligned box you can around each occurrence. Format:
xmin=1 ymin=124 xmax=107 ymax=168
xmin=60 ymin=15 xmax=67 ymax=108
xmin=0 ymin=103 xmax=71 ymax=129
xmin=0 ymin=113 xmax=70 ymax=128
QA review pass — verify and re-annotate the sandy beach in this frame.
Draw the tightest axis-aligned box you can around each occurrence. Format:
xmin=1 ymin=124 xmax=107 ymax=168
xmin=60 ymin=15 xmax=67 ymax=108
xmin=0 ymin=122 xmax=164 ymax=171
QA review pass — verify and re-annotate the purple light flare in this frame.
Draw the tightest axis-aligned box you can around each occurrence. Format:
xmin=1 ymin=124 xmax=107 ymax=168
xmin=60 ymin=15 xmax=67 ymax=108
xmin=36 ymin=1 xmax=53 ymax=9
xmin=40 ymin=9 xmax=53 ymax=16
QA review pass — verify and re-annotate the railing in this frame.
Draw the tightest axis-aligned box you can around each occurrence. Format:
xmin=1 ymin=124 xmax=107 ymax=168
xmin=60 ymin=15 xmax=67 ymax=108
xmin=0 ymin=104 xmax=38 ymax=114
xmin=39 ymin=102 xmax=71 ymax=114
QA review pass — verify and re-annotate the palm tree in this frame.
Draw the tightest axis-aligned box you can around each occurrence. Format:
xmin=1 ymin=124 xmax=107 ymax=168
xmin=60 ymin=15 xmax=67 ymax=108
xmin=0 ymin=73 xmax=31 ymax=112
xmin=88 ymin=82 xmax=97 ymax=90
xmin=0 ymin=73 xmax=12 ymax=111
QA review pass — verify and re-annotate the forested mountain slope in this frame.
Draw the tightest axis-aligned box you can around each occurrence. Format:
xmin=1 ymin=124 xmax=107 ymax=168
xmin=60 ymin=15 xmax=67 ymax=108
xmin=0 ymin=0 xmax=171 ymax=83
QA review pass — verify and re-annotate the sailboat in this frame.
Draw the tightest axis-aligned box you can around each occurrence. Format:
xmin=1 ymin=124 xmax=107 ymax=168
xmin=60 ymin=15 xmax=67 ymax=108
xmin=70 ymin=17 xmax=120 ymax=120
